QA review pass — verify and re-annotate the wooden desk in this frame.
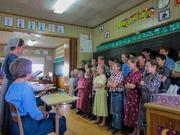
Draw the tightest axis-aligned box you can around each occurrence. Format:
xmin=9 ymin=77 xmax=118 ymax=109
xmin=41 ymin=93 xmax=78 ymax=135
xmin=145 ymin=102 xmax=180 ymax=135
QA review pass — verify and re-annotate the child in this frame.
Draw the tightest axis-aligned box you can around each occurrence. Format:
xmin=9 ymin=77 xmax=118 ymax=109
xmin=93 ymin=65 xmax=108 ymax=126
xmin=76 ymin=68 xmax=85 ymax=115
xmin=72 ymin=69 xmax=79 ymax=109
xmin=138 ymin=60 xmax=161 ymax=135
xmin=82 ymin=68 xmax=93 ymax=118
xmin=69 ymin=70 xmax=77 ymax=109
xmin=5 ymin=58 xmax=66 ymax=135
xmin=124 ymin=57 xmax=142 ymax=134
xmin=156 ymin=54 xmax=171 ymax=93
xmin=107 ymin=60 xmax=124 ymax=134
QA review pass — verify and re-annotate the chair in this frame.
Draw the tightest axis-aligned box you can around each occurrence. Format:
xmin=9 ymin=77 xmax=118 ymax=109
xmin=8 ymin=103 xmax=56 ymax=135
xmin=8 ymin=103 xmax=24 ymax=135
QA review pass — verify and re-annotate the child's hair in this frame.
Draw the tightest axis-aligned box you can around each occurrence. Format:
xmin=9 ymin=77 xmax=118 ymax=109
xmin=160 ymin=46 xmax=169 ymax=53
xmin=121 ymin=52 xmax=130 ymax=59
xmin=143 ymin=48 xmax=151 ymax=53
xmin=156 ymin=54 xmax=166 ymax=61
xmin=78 ymin=68 xmax=85 ymax=76
xmin=91 ymin=67 xmax=97 ymax=72
xmin=113 ymin=59 xmax=121 ymax=68
xmin=10 ymin=58 xmax=32 ymax=79
xmin=147 ymin=59 xmax=159 ymax=72
xmin=129 ymin=57 xmax=138 ymax=65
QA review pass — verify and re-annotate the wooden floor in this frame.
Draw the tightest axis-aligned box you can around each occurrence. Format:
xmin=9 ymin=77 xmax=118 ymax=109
xmin=60 ymin=104 xmax=125 ymax=135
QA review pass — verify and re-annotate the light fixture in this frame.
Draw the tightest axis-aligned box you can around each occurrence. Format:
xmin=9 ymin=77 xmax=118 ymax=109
xmin=27 ymin=40 xmax=37 ymax=46
xmin=53 ymin=0 xmax=76 ymax=14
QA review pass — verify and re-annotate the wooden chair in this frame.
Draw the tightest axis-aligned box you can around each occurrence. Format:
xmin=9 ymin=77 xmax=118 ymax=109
xmin=8 ymin=103 xmax=24 ymax=135
xmin=9 ymin=103 xmax=56 ymax=135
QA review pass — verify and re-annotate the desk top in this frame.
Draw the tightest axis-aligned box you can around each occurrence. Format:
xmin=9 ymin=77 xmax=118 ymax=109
xmin=41 ymin=93 xmax=78 ymax=105
xmin=145 ymin=102 xmax=180 ymax=115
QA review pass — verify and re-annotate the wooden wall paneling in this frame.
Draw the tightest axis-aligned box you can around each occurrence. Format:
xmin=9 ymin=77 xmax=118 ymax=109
xmin=64 ymin=40 xmax=70 ymax=93
xmin=69 ymin=38 xmax=78 ymax=71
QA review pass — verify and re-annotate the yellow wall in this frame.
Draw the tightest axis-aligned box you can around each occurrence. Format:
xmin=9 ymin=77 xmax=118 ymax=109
xmin=93 ymin=0 xmax=180 ymax=51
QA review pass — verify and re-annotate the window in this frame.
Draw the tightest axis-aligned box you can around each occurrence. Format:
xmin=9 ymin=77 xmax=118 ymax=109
xmin=32 ymin=64 xmax=44 ymax=77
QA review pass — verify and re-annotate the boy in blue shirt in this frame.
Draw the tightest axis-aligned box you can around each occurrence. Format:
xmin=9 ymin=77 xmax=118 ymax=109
xmin=5 ymin=58 xmax=66 ymax=135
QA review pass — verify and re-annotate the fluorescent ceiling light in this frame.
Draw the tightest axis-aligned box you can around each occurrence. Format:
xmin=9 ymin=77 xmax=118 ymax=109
xmin=53 ymin=0 xmax=76 ymax=14
xmin=27 ymin=40 xmax=37 ymax=46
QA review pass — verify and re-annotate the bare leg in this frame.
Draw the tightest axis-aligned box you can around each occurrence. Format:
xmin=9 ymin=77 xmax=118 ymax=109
xmin=94 ymin=116 xmax=101 ymax=124
xmin=99 ymin=117 xmax=106 ymax=126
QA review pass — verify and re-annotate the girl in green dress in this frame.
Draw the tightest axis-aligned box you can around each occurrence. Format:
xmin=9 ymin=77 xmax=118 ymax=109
xmin=93 ymin=65 xmax=108 ymax=126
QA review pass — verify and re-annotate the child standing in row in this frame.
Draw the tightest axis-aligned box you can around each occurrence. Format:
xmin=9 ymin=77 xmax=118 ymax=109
xmin=76 ymin=69 xmax=85 ymax=114
xmin=107 ymin=60 xmax=124 ymax=134
xmin=82 ymin=68 xmax=93 ymax=118
xmin=93 ymin=65 xmax=108 ymax=126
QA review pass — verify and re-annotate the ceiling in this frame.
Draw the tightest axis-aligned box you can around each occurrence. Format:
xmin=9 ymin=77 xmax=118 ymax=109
xmin=0 ymin=31 xmax=68 ymax=48
xmin=0 ymin=0 xmax=147 ymax=27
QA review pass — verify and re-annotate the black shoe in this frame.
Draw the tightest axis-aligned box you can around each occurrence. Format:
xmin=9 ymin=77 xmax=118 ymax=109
xmin=107 ymin=126 xmax=114 ymax=131
xmin=111 ymin=128 xmax=119 ymax=134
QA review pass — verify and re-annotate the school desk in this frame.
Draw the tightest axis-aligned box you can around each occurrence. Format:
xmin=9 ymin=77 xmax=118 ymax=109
xmin=41 ymin=93 xmax=78 ymax=135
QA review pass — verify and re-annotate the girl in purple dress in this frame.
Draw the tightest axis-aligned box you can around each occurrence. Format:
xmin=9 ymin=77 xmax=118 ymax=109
xmin=82 ymin=69 xmax=93 ymax=118
xmin=124 ymin=57 xmax=142 ymax=134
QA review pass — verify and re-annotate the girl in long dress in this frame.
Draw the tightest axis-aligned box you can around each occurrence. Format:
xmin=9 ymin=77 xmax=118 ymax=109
xmin=76 ymin=69 xmax=85 ymax=114
xmin=93 ymin=65 xmax=108 ymax=126
xmin=124 ymin=57 xmax=142 ymax=134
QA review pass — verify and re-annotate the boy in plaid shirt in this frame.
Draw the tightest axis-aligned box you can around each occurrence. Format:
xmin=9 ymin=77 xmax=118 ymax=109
xmin=107 ymin=60 xmax=124 ymax=134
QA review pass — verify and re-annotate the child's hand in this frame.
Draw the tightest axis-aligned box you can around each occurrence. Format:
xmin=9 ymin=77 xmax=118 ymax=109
xmin=43 ymin=111 xmax=49 ymax=119
xmin=56 ymin=112 xmax=62 ymax=119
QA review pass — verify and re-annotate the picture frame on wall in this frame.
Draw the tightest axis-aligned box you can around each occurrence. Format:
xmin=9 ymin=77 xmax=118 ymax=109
xmin=104 ymin=31 xmax=110 ymax=38
xmin=38 ymin=22 xmax=46 ymax=32
xmin=57 ymin=25 xmax=64 ymax=33
xmin=99 ymin=26 xmax=104 ymax=33
xmin=158 ymin=8 xmax=170 ymax=21
xmin=28 ymin=21 xmax=36 ymax=30
xmin=48 ymin=24 xmax=55 ymax=33
xmin=4 ymin=16 xmax=13 ymax=27
xmin=17 ymin=19 xmax=25 ymax=28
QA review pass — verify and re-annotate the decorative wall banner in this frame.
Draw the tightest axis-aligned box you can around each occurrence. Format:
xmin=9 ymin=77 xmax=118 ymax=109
xmin=4 ymin=16 xmax=13 ymax=27
xmin=118 ymin=7 xmax=155 ymax=28
xmin=157 ymin=0 xmax=170 ymax=9
xmin=158 ymin=9 xmax=170 ymax=21
xmin=97 ymin=21 xmax=180 ymax=52
xmin=175 ymin=0 xmax=180 ymax=6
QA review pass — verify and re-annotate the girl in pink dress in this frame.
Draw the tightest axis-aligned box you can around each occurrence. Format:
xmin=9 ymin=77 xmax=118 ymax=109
xmin=124 ymin=57 xmax=142 ymax=134
xmin=76 ymin=69 xmax=85 ymax=114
